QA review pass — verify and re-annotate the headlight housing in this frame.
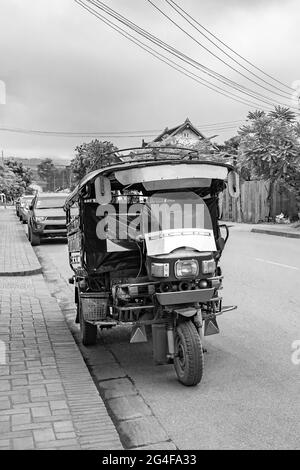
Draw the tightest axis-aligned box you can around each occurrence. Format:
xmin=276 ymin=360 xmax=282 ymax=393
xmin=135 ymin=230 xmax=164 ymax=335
xmin=175 ymin=259 xmax=199 ymax=279
xmin=35 ymin=216 xmax=47 ymax=223
xmin=202 ymin=259 xmax=216 ymax=274
xmin=151 ymin=262 xmax=169 ymax=278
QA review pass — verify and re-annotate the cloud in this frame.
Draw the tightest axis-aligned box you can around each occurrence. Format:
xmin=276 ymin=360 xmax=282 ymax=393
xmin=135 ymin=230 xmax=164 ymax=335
xmin=0 ymin=0 xmax=299 ymax=159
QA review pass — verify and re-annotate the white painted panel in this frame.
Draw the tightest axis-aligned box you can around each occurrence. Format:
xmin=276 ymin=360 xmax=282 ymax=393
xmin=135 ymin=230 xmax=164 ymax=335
xmin=115 ymin=164 xmax=228 ymax=185
xmin=144 ymin=228 xmax=216 ymax=256
xmin=143 ymin=178 xmax=211 ymax=191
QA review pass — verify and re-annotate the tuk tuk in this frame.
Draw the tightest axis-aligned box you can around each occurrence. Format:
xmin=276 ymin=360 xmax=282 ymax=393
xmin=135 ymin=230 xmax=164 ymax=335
xmin=64 ymin=147 xmax=238 ymax=386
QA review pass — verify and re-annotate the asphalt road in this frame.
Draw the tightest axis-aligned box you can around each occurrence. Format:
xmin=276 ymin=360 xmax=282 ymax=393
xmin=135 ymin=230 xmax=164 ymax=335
xmin=36 ymin=228 xmax=300 ymax=449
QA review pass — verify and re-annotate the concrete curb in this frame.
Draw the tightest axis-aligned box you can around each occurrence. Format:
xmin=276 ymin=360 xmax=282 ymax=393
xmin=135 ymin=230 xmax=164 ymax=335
xmin=0 ymin=266 xmax=43 ymax=277
xmin=251 ymin=228 xmax=300 ymax=239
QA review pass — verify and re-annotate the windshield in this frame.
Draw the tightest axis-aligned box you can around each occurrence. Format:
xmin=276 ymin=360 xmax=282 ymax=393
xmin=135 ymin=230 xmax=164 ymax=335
xmin=141 ymin=191 xmax=213 ymax=235
xmin=21 ymin=197 xmax=33 ymax=202
xmin=141 ymin=191 xmax=216 ymax=256
xmin=20 ymin=196 xmax=33 ymax=206
xmin=36 ymin=197 xmax=67 ymax=209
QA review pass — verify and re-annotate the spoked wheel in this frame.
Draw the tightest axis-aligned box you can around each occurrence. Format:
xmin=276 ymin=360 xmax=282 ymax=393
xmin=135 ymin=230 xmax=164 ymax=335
xmin=79 ymin=301 xmax=97 ymax=346
xmin=174 ymin=320 xmax=204 ymax=386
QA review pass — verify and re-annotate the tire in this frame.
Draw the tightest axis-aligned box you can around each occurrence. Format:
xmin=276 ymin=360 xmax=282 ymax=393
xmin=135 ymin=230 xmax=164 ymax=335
xmin=174 ymin=320 xmax=204 ymax=386
xmin=79 ymin=301 xmax=97 ymax=346
xmin=30 ymin=230 xmax=40 ymax=246
xmin=22 ymin=217 xmax=26 ymax=224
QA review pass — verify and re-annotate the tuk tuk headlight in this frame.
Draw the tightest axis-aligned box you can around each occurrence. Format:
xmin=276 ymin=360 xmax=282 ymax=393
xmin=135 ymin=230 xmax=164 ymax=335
xmin=35 ymin=216 xmax=46 ymax=222
xmin=175 ymin=259 xmax=199 ymax=278
xmin=202 ymin=259 xmax=216 ymax=274
xmin=151 ymin=262 xmax=169 ymax=278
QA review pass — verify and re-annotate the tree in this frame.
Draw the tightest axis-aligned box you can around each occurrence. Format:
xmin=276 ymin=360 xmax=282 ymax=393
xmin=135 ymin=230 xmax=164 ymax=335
xmin=5 ymin=159 xmax=33 ymax=190
xmin=37 ymin=158 xmax=56 ymax=190
xmin=238 ymin=106 xmax=300 ymax=216
xmin=71 ymin=140 xmax=119 ymax=183
xmin=0 ymin=166 xmax=25 ymax=200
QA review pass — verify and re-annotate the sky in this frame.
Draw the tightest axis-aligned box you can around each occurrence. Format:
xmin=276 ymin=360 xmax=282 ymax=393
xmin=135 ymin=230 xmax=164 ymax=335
xmin=0 ymin=0 xmax=299 ymax=161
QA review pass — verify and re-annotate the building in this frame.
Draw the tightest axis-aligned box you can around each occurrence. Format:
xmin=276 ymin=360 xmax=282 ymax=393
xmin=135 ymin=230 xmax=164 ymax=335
xmin=142 ymin=117 xmax=207 ymax=148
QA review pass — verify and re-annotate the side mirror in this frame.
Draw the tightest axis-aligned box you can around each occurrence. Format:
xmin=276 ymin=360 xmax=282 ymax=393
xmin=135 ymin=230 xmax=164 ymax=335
xmin=216 ymin=237 xmax=225 ymax=252
xmin=218 ymin=224 xmax=229 ymax=246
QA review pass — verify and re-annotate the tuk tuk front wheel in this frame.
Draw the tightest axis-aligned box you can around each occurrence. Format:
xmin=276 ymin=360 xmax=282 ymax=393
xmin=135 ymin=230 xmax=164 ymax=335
xmin=174 ymin=320 xmax=203 ymax=386
xmin=79 ymin=304 xmax=97 ymax=346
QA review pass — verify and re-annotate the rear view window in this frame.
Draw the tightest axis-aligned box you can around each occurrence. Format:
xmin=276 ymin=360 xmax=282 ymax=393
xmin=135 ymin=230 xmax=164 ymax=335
xmin=36 ymin=197 xmax=66 ymax=209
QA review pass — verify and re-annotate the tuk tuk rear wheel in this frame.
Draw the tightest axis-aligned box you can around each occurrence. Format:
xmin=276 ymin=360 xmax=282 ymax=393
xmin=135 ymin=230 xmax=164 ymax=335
xmin=174 ymin=320 xmax=203 ymax=386
xmin=79 ymin=303 xmax=97 ymax=346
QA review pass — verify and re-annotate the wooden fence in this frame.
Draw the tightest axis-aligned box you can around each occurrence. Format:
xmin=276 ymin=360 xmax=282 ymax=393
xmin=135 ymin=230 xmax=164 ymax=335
xmin=221 ymin=179 xmax=298 ymax=223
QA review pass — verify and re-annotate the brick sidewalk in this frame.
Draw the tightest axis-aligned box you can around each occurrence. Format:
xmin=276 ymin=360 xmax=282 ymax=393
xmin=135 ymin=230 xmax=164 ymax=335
xmin=0 ymin=207 xmax=42 ymax=275
xmin=0 ymin=208 xmax=123 ymax=450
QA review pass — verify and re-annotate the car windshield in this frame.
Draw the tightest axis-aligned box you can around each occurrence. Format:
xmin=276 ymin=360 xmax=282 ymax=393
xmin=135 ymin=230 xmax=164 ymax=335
xmin=21 ymin=197 xmax=33 ymax=202
xmin=20 ymin=197 xmax=33 ymax=205
xmin=141 ymin=191 xmax=213 ymax=234
xmin=36 ymin=197 xmax=67 ymax=209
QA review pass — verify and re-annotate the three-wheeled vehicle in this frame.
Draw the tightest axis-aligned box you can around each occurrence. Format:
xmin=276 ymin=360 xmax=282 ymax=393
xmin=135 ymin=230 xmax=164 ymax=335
xmin=64 ymin=147 xmax=239 ymax=386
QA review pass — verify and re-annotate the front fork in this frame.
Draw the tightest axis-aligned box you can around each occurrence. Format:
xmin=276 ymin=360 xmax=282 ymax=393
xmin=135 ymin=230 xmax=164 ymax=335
xmin=164 ymin=307 xmax=202 ymax=361
xmin=164 ymin=302 xmax=237 ymax=360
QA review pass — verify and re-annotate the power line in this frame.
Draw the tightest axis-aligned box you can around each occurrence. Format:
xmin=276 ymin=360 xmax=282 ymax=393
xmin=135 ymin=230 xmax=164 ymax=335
xmin=0 ymin=120 xmax=243 ymax=138
xmin=74 ymin=1 xmax=270 ymax=110
xmin=147 ymin=0 xmax=291 ymax=100
xmin=78 ymin=1 xmax=276 ymax=110
xmin=0 ymin=127 xmax=158 ymax=138
xmin=86 ymin=0 xmax=298 ymax=111
xmin=168 ymin=0 xmax=293 ymax=93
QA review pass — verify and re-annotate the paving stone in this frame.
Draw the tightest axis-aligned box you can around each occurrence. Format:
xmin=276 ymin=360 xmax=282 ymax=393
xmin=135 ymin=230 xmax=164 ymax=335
xmin=53 ymin=421 xmax=74 ymax=433
xmin=49 ymin=400 xmax=68 ymax=411
xmin=33 ymin=427 xmax=56 ymax=443
xmin=11 ymin=392 xmax=30 ymax=405
xmin=0 ymin=380 xmax=10 ymax=392
xmin=118 ymin=417 xmax=169 ymax=449
xmin=99 ymin=378 xmax=137 ymax=400
xmin=36 ymin=438 xmax=78 ymax=449
xmin=11 ymin=413 xmax=31 ymax=426
xmin=12 ymin=436 xmax=34 ymax=450
xmin=30 ymin=387 xmax=47 ymax=399
xmin=0 ymin=439 xmax=10 ymax=448
xmin=0 ymin=421 xmax=10 ymax=433
xmin=0 ymin=398 xmax=10 ymax=409
xmin=12 ymin=378 xmax=28 ymax=387
xmin=31 ymin=406 xmax=51 ymax=418
xmin=108 ymin=395 xmax=152 ymax=421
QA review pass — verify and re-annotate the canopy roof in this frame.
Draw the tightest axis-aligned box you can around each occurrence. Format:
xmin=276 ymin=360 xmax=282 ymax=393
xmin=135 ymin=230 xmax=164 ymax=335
xmin=65 ymin=147 xmax=234 ymax=209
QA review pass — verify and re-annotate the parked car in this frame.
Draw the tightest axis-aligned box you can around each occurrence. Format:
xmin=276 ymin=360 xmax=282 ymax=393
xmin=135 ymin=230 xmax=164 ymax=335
xmin=15 ymin=197 xmax=21 ymax=217
xmin=27 ymin=192 xmax=69 ymax=246
xmin=19 ymin=195 xmax=34 ymax=223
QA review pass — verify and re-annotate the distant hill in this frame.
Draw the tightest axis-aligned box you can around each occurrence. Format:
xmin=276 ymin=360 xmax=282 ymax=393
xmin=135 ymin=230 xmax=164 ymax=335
xmin=6 ymin=157 xmax=71 ymax=169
